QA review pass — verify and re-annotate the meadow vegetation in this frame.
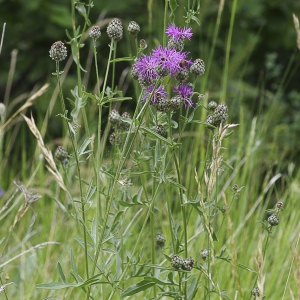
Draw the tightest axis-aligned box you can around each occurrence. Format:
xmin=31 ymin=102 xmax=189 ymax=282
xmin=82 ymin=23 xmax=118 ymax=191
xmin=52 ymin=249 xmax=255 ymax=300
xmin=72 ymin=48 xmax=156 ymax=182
xmin=1 ymin=0 xmax=300 ymax=299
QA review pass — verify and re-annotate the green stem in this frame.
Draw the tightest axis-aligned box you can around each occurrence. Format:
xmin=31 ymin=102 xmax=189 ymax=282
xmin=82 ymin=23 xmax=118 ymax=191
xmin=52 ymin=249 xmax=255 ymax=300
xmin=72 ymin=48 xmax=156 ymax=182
xmin=221 ymin=0 xmax=238 ymax=103
xmin=107 ymin=183 xmax=162 ymax=300
xmin=56 ymin=61 xmax=89 ymax=281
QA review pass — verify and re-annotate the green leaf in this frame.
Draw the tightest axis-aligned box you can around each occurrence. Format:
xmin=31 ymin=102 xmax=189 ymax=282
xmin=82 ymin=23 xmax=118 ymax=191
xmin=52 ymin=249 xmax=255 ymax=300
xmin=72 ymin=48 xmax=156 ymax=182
xmin=70 ymin=249 xmax=81 ymax=283
xmin=36 ymin=281 xmax=81 ymax=290
xmin=70 ymin=86 xmax=88 ymax=123
xmin=166 ymin=178 xmax=187 ymax=191
xmin=110 ymin=57 xmax=135 ymax=63
xmin=191 ymin=15 xmax=201 ymax=26
xmin=222 ymin=160 xmax=234 ymax=170
xmin=70 ymin=39 xmax=87 ymax=72
xmin=57 ymin=262 xmax=66 ymax=283
xmin=102 ymin=97 xmax=132 ymax=104
xmin=144 ymin=276 xmax=173 ymax=285
xmin=118 ymin=200 xmax=136 ymax=207
xmin=141 ymin=127 xmax=172 ymax=146
xmin=78 ymin=138 xmax=92 ymax=157
xmin=169 ymin=0 xmax=178 ymax=12
xmin=121 ymin=280 xmax=155 ymax=297
xmin=75 ymin=3 xmax=87 ymax=20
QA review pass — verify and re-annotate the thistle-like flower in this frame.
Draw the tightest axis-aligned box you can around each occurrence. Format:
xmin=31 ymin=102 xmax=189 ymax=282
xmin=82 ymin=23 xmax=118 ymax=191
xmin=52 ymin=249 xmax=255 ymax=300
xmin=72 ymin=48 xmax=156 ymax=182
xmin=55 ymin=146 xmax=68 ymax=165
xmin=155 ymin=233 xmax=166 ymax=247
xmin=182 ymin=257 xmax=194 ymax=271
xmin=190 ymin=58 xmax=205 ymax=76
xmin=171 ymin=254 xmax=184 ymax=269
xmin=49 ymin=41 xmax=67 ymax=62
xmin=128 ymin=21 xmax=140 ymax=36
xmin=268 ymin=214 xmax=279 ymax=226
xmin=89 ymin=25 xmax=101 ymax=40
xmin=154 ymin=125 xmax=167 ymax=138
xmin=173 ymin=83 xmax=194 ymax=108
xmin=109 ymin=109 xmax=121 ymax=126
xmin=201 ymin=248 xmax=210 ymax=260
xmin=107 ymin=18 xmax=123 ymax=42
xmin=251 ymin=287 xmax=260 ymax=297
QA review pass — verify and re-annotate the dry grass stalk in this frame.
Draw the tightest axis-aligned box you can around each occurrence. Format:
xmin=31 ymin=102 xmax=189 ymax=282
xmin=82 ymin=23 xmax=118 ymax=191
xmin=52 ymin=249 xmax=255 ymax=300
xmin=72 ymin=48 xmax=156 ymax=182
xmin=255 ymin=234 xmax=265 ymax=300
xmin=293 ymin=13 xmax=300 ymax=50
xmin=22 ymin=114 xmax=66 ymax=191
xmin=9 ymin=180 xmax=42 ymax=232
xmin=0 ymin=83 xmax=49 ymax=131
xmin=205 ymin=123 xmax=239 ymax=197
xmin=223 ymin=193 xmax=242 ymax=296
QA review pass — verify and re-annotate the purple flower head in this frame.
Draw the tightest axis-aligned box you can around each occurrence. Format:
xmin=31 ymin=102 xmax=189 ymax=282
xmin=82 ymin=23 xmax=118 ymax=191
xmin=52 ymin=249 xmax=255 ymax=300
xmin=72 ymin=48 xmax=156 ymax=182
xmin=0 ymin=187 xmax=4 ymax=197
xmin=166 ymin=24 xmax=193 ymax=42
xmin=134 ymin=54 xmax=159 ymax=84
xmin=174 ymin=83 xmax=194 ymax=108
xmin=152 ymin=45 xmax=190 ymax=77
xmin=143 ymin=84 xmax=168 ymax=105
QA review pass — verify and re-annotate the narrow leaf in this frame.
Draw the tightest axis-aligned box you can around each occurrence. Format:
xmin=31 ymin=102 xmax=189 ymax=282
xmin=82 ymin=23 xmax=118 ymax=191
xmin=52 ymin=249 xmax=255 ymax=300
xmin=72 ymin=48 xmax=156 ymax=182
xmin=57 ymin=262 xmax=66 ymax=283
xmin=121 ymin=280 xmax=155 ymax=297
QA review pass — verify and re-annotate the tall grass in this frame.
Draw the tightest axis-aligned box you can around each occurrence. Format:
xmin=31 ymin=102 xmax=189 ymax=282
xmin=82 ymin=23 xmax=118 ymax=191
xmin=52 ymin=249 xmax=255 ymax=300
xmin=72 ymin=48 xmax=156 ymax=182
xmin=0 ymin=1 xmax=299 ymax=299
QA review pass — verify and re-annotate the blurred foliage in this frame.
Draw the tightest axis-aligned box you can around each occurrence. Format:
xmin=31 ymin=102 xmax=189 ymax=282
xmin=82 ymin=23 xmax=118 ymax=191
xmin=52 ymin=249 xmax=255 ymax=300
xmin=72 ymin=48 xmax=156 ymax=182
xmin=0 ymin=0 xmax=300 ymax=187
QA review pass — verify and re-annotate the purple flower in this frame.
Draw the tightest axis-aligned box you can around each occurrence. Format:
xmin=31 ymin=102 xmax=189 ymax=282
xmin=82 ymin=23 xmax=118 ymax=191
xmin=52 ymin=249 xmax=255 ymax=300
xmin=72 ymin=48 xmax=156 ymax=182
xmin=0 ymin=187 xmax=4 ymax=197
xmin=134 ymin=54 xmax=159 ymax=84
xmin=152 ymin=45 xmax=189 ymax=76
xmin=174 ymin=83 xmax=194 ymax=108
xmin=143 ymin=84 xmax=167 ymax=104
xmin=166 ymin=24 xmax=193 ymax=41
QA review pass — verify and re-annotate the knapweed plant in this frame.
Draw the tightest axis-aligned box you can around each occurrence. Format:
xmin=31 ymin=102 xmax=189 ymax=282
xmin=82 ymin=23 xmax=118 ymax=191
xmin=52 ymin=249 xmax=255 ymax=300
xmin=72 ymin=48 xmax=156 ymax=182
xmin=1 ymin=1 xmax=297 ymax=300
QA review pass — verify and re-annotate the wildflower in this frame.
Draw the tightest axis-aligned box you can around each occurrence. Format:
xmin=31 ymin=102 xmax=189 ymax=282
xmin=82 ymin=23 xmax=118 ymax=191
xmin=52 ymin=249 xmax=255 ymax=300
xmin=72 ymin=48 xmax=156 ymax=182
xmin=107 ymin=18 xmax=123 ymax=42
xmin=201 ymin=248 xmax=210 ymax=260
xmin=212 ymin=103 xmax=228 ymax=126
xmin=0 ymin=187 xmax=4 ymax=197
xmin=130 ymin=65 xmax=139 ymax=80
xmin=175 ymin=66 xmax=189 ymax=82
xmin=169 ymin=95 xmax=182 ymax=110
xmin=268 ymin=214 xmax=279 ymax=226
xmin=167 ymin=38 xmax=184 ymax=51
xmin=206 ymin=114 xmax=217 ymax=129
xmin=120 ymin=112 xmax=131 ymax=131
xmin=142 ymin=84 xmax=167 ymax=105
xmin=155 ymin=233 xmax=166 ymax=247
xmin=232 ymin=184 xmax=239 ymax=191
xmin=171 ymin=254 xmax=183 ymax=269
xmin=139 ymin=39 xmax=147 ymax=50
xmin=173 ymin=83 xmax=194 ymax=108
xmin=127 ymin=21 xmax=140 ymax=36
xmin=152 ymin=45 xmax=189 ymax=77
xmin=275 ymin=201 xmax=284 ymax=211
xmin=166 ymin=24 xmax=193 ymax=42
xmin=49 ymin=41 xmax=67 ymax=62
xmin=108 ymin=109 xmax=121 ymax=126
xmin=89 ymin=25 xmax=101 ymax=40
xmin=198 ymin=94 xmax=205 ymax=102
xmin=134 ymin=54 xmax=158 ymax=86
xmin=190 ymin=58 xmax=205 ymax=76
xmin=207 ymin=100 xmax=218 ymax=112
xmin=182 ymin=257 xmax=194 ymax=271
xmin=55 ymin=146 xmax=68 ymax=166
xmin=251 ymin=287 xmax=260 ymax=297
xmin=166 ymin=24 xmax=192 ymax=51
xmin=154 ymin=125 xmax=167 ymax=138
xmin=109 ymin=132 xmax=122 ymax=145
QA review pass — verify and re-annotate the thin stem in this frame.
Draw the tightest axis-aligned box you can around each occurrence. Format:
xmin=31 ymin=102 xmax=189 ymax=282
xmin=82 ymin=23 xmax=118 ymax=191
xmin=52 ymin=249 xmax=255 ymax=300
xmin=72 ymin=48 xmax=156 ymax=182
xmin=107 ymin=183 xmax=162 ymax=300
xmin=55 ymin=61 xmax=89 ymax=281
xmin=221 ymin=0 xmax=238 ymax=103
